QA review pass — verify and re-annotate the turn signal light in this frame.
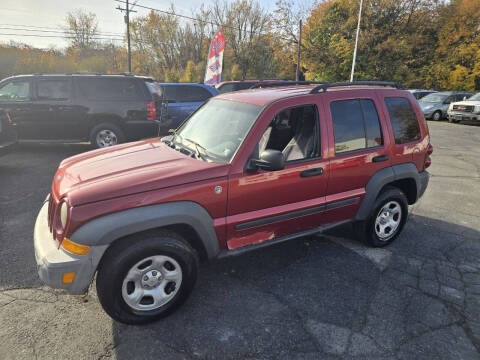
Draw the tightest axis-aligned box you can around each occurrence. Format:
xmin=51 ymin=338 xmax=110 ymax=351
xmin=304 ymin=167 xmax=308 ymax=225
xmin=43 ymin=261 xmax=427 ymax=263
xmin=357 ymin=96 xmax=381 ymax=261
xmin=61 ymin=238 xmax=91 ymax=255
xmin=62 ymin=272 xmax=76 ymax=284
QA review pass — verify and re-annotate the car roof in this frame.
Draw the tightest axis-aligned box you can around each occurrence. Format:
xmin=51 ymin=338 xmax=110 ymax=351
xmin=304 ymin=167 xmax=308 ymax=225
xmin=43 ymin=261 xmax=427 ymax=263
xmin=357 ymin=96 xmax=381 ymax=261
xmin=215 ymin=85 xmax=405 ymax=106
xmin=3 ymin=74 xmax=154 ymax=81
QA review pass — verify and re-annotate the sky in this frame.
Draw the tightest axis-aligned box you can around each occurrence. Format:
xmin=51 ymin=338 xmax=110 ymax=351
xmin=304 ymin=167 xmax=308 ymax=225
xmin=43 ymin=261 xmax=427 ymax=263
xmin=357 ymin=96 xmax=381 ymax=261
xmin=0 ymin=0 xmax=278 ymax=49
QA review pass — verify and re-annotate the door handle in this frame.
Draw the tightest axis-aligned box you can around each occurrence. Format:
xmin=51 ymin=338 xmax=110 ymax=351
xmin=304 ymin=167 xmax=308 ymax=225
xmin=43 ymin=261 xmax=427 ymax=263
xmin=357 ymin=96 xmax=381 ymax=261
xmin=372 ymin=154 xmax=389 ymax=163
xmin=300 ymin=167 xmax=324 ymax=177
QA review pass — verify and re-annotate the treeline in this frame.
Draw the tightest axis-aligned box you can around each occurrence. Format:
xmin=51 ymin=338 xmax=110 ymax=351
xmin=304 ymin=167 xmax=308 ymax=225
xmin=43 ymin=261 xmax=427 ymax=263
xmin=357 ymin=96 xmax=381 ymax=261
xmin=0 ymin=0 xmax=479 ymax=91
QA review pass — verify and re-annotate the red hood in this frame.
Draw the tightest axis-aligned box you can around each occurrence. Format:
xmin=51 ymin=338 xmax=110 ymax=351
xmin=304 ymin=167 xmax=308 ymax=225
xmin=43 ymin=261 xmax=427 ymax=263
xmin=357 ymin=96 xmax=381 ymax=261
xmin=52 ymin=138 xmax=229 ymax=206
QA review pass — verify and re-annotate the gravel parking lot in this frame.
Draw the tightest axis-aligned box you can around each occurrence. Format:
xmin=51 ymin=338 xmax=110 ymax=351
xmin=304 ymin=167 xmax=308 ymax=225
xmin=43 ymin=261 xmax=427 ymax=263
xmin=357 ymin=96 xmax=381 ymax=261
xmin=1 ymin=121 xmax=479 ymax=360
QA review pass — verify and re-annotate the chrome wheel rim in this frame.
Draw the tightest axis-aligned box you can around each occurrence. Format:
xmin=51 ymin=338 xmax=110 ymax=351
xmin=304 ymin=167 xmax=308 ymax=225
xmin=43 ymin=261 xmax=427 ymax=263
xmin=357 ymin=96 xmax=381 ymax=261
xmin=374 ymin=201 xmax=402 ymax=241
xmin=96 ymin=129 xmax=118 ymax=147
xmin=433 ymin=112 xmax=441 ymax=121
xmin=121 ymin=255 xmax=183 ymax=312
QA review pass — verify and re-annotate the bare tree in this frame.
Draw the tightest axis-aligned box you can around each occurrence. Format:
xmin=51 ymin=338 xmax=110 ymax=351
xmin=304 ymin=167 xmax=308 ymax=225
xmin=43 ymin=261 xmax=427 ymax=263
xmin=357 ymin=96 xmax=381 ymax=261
xmin=64 ymin=10 xmax=99 ymax=53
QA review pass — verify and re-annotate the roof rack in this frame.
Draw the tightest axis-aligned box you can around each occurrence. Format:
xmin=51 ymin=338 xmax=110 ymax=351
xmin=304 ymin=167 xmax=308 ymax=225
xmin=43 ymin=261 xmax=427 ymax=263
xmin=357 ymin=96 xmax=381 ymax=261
xmin=250 ymin=81 xmax=329 ymax=89
xmin=310 ymin=81 xmax=404 ymax=93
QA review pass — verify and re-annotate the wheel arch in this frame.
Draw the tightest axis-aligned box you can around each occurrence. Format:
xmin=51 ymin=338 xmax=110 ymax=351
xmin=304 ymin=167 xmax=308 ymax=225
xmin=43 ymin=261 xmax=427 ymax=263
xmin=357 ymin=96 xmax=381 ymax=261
xmin=70 ymin=201 xmax=220 ymax=262
xmin=355 ymin=163 xmax=421 ymax=221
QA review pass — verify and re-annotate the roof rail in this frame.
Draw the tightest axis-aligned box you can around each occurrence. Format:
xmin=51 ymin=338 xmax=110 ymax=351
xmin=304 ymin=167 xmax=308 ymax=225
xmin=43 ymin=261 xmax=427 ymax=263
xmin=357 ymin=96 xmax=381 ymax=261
xmin=250 ymin=81 xmax=329 ymax=89
xmin=310 ymin=81 xmax=404 ymax=93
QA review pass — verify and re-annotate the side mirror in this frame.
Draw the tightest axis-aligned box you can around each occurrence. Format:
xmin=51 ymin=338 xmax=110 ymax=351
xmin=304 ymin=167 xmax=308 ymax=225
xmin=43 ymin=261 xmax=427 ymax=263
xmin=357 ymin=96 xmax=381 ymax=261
xmin=250 ymin=149 xmax=285 ymax=171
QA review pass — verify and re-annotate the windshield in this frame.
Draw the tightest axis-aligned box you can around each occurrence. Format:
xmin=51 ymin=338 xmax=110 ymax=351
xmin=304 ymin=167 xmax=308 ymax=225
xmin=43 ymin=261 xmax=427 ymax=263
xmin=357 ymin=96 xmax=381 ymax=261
xmin=467 ymin=93 xmax=480 ymax=101
xmin=174 ymin=99 xmax=262 ymax=163
xmin=419 ymin=93 xmax=448 ymax=103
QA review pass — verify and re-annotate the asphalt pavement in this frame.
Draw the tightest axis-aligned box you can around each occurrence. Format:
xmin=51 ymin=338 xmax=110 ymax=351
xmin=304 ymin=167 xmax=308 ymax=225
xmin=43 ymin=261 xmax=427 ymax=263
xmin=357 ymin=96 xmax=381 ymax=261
xmin=0 ymin=121 xmax=480 ymax=359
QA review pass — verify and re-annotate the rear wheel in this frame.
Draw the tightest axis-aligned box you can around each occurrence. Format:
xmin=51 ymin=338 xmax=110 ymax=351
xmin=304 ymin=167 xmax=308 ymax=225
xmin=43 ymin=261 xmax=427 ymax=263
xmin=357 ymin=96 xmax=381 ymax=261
xmin=96 ymin=231 xmax=198 ymax=324
xmin=354 ymin=186 xmax=408 ymax=247
xmin=90 ymin=123 xmax=125 ymax=148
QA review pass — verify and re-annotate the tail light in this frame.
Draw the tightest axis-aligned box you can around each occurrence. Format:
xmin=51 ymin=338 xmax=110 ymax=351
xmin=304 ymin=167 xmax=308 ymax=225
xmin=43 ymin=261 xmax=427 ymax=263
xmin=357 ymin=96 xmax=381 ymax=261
xmin=424 ymin=143 xmax=433 ymax=169
xmin=146 ymin=101 xmax=156 ymax=121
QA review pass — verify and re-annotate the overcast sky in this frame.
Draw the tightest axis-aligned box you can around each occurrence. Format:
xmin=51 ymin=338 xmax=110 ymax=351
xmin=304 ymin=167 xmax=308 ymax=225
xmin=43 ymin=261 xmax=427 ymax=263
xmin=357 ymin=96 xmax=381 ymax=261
xmin=0 ymin=0 xmax=278 ymax=49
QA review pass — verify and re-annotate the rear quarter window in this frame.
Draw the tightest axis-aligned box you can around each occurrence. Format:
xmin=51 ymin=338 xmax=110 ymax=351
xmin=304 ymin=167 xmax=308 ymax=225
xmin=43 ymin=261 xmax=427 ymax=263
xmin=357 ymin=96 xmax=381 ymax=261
xmin=77 ymin=78 xmax=143 ymax=101
xmin=384 ymin=97 xmax=421 ymax=144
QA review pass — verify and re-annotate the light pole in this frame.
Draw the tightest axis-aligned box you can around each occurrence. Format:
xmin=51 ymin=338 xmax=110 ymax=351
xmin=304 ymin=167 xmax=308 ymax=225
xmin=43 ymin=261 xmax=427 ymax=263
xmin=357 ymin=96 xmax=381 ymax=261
xmin=350 ymin=0 xmax=363 ymax=82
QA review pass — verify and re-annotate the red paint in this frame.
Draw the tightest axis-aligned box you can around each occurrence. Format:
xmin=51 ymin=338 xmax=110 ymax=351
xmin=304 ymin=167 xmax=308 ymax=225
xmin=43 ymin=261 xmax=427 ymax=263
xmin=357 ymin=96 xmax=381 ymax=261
xmin=46 ymin=85 xmax=431 ymax=253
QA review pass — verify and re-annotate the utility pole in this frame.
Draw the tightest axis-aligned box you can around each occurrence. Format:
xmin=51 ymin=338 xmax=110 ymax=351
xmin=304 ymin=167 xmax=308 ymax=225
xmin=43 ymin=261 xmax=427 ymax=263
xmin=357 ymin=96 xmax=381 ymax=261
xmin=350 ymin=0 xmax=363 ymax=82
xmin=116 ymin=0 xmax=136 ymax=73
xmin=296 ymin=19 xmax=302 ymax=81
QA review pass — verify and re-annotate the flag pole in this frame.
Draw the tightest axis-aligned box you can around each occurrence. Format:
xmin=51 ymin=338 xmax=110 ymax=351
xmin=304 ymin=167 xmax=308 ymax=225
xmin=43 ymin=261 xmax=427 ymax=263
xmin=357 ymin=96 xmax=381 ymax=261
xmin=350 ymin=0 xmax=363 ymax=82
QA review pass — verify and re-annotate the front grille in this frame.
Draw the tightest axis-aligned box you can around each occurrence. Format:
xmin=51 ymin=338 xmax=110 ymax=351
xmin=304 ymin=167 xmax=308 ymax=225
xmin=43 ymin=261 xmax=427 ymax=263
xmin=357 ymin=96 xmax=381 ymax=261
xmin=47 ymin=192 xmax=59 ymax=239
xmin=452 ymin=104 xmax=474 ymax=112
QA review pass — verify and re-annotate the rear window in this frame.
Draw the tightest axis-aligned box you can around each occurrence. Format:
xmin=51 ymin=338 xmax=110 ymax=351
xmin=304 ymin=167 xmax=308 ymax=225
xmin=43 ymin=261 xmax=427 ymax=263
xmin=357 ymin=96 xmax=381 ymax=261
xmin=330 ymin=99 xmax=383 ymax=154
xmin=163 ymin=85 xmax=212 ymax=103
xmin=217 ymin=82 xmax=253 ymax=94
xmin=77 ymin=78 xmax=143 ymax=101
xmin=37 ymin=79 xmax=71 ymax=100
xmin=384 ymin=97 xmax=421 ymax=144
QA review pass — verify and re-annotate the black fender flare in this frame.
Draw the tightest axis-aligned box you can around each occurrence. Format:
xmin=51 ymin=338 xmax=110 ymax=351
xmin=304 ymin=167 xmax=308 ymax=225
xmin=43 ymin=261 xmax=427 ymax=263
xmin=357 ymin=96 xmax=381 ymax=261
xmin=70 ymin=201 xmax=220 ymax=259
xmin=355 ymin=163 xmax=422 ymax=221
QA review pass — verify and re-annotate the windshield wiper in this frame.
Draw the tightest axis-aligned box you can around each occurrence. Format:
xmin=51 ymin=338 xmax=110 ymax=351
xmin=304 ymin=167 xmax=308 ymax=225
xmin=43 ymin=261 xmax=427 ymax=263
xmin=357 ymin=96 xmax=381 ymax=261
xmin=184 ymin=138 xmax=208 ymax=161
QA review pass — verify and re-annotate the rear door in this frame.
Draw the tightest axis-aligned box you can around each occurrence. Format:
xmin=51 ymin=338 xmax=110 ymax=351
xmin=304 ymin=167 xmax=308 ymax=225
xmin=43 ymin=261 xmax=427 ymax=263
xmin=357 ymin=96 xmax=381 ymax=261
xmin=324 ymin=91 xmax=392 ymax=223
xmin=34 ymin=76 xmax=83 ymax=140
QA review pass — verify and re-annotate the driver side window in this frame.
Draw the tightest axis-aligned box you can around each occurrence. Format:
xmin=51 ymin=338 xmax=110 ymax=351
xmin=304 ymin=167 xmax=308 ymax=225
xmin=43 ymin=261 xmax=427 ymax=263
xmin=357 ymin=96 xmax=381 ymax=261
xmin=258 ymin=105 xmax=319 ymax=162
xmin=0 ymin=81 xmax=31 ymax=102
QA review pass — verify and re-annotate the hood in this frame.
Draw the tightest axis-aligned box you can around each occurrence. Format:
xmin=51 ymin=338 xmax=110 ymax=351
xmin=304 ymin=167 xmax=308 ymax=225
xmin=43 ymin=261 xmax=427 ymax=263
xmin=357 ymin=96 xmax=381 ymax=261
xmin=53 ymin=138 xmax=229 ymax=206
xmin=451 ymin=100 xmax=480 ymax=107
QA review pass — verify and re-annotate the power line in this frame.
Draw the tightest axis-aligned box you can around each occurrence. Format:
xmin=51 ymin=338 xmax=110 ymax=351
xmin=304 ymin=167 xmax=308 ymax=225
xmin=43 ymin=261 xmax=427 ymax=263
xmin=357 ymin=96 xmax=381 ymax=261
xmin=113 ymin=0 xmax=270 ymax=36
xmin=0 ymin=23 xmax=123 ymax=36
xmin=0 ymin=33 xmax=123 ymax=41
xmin=0 ymin=26 xmax=124 ymax=38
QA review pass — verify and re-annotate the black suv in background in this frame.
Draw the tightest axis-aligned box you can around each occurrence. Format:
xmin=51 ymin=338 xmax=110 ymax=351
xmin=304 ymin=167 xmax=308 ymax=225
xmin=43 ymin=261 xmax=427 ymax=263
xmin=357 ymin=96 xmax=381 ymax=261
xmin=0 ymin=74 xmax=162 ymax=148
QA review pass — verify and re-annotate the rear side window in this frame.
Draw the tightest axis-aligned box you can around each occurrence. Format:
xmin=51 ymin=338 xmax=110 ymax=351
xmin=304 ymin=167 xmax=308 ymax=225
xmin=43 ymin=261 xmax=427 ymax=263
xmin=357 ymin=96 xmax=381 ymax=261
xmin=37 ymin=79 xmax=71 ymax=100
xmin=384 ymin=97 xmax=421 ymax=144
xmin=77 ymin=78 xmax=142 ymax=101
xmin=163 ymin=85 xmax=212 ymax=103
xmin=330 ymin=99 xmax=383 ymax=154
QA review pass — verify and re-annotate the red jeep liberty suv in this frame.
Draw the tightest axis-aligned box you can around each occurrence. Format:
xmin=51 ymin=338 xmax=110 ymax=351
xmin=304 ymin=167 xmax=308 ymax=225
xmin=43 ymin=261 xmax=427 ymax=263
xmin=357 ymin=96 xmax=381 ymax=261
xmin=34 ymin=81 xmax=432 ymax=324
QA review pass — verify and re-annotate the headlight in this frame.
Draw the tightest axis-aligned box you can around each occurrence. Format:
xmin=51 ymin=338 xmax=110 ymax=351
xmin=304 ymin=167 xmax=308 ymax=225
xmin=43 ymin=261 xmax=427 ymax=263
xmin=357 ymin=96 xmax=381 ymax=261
xmin=60 ymin=201 xmax=69 ymax=229
xmin=475 ymin=105 xmax=480 ymax=114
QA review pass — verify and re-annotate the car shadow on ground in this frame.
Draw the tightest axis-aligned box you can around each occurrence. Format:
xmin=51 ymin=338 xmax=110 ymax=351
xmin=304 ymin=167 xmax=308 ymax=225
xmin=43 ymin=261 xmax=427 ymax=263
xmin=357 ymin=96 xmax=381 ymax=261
xmin=108 ymin=214 xmax=480 ymax=359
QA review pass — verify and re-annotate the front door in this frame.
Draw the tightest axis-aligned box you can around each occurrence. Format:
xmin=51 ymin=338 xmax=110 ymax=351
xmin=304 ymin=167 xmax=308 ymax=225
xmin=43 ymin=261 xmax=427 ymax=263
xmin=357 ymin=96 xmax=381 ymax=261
xmin=226 ymin=101 xmax=330 ymax=250
xmin=0 ymin=78 xmax=34 ymax=139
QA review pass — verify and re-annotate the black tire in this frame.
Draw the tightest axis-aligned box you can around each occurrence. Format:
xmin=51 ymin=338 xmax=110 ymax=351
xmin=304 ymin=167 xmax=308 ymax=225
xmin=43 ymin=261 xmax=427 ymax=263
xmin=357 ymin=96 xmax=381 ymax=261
xmin=353 ymin=186 xmax=408 ymax=247
xmin=96 ymin=230 xmax=198 ymax=325
xmin=89 ymin=122 xmax=125 ymax=148
xmin=432 ymin=110 xmax=442 ymax=121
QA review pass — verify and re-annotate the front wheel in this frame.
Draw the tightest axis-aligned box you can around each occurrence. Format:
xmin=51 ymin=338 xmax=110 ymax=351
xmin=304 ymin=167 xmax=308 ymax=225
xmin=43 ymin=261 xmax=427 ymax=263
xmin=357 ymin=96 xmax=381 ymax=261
xmin=354 ymin=186 xmax=408 ymax=247
xmin=96 ymin=231 xmax=198 ymax=324
xmin=432 ymin=110 xmax=442 ymax=121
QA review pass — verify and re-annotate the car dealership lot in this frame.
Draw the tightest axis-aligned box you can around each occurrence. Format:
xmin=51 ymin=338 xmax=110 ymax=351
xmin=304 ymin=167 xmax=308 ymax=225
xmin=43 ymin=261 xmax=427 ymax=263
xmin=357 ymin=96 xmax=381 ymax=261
xmin=0 ymin=122 xmax=479 ymax=359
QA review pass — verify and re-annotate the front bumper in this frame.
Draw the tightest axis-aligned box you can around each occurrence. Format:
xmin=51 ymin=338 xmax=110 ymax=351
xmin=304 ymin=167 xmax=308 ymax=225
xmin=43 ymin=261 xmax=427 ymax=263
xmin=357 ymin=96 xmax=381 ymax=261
xmin=418 ymin=171 xmax=429 ymax=200
xmin=447 ymin=112 xmax=480 ymax=122
xmin=34 ymin=198 xmax=108 ymax=295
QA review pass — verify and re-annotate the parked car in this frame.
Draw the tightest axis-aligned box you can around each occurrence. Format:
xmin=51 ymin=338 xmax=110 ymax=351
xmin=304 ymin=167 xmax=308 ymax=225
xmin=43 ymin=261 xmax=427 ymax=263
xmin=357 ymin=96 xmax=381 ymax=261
xmin=34 ymin=81 xmax=432 ymax=324
xmin=216 ymin=79 xmax=286 ymax=94
xmin=0 ymin=74 xmax=163 ymax=148
xmin=408 ymin=89 xmax=437 ymax=100
xmin=447 ymin=92 xmax=480 ymax=123
xmin=157 ymin=83 xmax=218 ymax=134
xmin=0 ymin=108 xmax=17 ymax=156
xmin=419 ymin=91 xmax=473 ymax=121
